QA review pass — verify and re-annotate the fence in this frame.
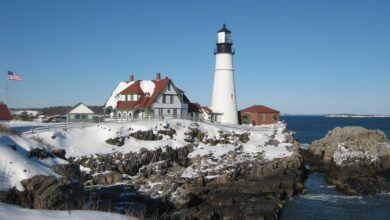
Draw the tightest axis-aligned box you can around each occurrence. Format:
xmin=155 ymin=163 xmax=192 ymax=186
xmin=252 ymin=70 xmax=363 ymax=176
xmin=20 ymin=116 xmax=275 ymax=137
xmin=20 ymin=122 xmax=96 ymax=137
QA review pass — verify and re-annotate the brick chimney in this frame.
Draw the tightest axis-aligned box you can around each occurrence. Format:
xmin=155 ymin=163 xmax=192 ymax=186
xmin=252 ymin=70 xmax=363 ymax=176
xmin=156 ymin=72 xmax=161 ymax=81
xmin=129 ymin=74 xmax=134 ymax=81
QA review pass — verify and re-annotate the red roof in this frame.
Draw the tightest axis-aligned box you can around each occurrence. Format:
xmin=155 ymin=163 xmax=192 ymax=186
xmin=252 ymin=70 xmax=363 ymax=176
xmin=116 ymin=101 xmax=138 ymax=109
xmin=0 ymin=104 xmax=13 ymax=120
xmin=240 ymin=105 xmax=280 ymax=114
xmin=201 ymin=106 xmax=213 ymax=114
xmin=116 ymin=78 xmax=171 ymax=110
xmin=188 ymin=103 xmax=202 ymax=113
xmin=119 ymin=80 xmax=143 ymax=94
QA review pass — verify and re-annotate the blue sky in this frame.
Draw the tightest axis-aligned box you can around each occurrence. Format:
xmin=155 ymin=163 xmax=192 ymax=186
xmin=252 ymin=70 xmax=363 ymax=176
xmin=0 ymin=0 xmax=389 ymax=114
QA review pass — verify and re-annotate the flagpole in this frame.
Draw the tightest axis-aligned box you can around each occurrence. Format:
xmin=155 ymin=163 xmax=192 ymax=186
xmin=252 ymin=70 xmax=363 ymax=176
xmin=5 ymin=71 xmax=8 ymax=105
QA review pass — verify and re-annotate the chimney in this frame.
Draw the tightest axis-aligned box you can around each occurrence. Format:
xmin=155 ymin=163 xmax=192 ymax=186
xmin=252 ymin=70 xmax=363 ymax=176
xmin=129 ymin=74 xmax=134 ymax=81
xmin=156 ymin=72 xmax=161 ymax=80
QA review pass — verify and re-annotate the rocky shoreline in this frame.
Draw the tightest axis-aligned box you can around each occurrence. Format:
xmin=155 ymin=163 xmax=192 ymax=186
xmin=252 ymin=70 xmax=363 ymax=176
xmin=0 ymin=120 xmax=306 ymax=220
xmin=303 ymin=126 xmax=390 ymax=195
xmin=3 ymin=121 xmax=390 ymax=219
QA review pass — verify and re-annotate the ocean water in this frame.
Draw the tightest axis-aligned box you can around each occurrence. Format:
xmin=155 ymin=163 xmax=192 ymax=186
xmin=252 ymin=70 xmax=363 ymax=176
xmin=280 ymin=116 xmax=390 ymax=220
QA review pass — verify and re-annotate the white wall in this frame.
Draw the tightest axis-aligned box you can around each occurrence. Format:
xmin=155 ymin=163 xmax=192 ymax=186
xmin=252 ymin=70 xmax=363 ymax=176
xmin=212 ymin=53 xmax=238 ymax=124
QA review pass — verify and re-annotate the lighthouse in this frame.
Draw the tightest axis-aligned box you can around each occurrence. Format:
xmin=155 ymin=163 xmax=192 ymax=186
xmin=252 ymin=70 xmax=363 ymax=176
xmin=211 ymin=24 xmax=238 ymax=124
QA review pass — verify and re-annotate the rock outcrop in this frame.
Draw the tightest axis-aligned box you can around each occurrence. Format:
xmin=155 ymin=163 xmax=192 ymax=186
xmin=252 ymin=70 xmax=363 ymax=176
xmin=73 ymin=129 xmax=304 ymax=219
xmin=20 ymin=175 xmax=84 ymax=209
xmin=305 ymin=126 xmax=390 ymax=195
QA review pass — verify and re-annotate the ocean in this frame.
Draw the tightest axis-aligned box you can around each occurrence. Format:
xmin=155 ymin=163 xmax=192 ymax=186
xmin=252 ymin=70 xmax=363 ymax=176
xmin=280 ymin=116 xmax=390 ymax=220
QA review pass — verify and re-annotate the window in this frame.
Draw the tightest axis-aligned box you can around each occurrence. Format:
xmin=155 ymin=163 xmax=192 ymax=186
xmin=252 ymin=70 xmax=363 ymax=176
xmin=168 ymin=84 xmax=171 ymax=91
xmin=75 ymin=114 xmax=81 ymax=119
xmin=167 ymin=109 xmax=170 ymax=114
xmin=163 ymin=95 xmax=167 ymax=103
xmin=82 ymin=114 xmax=87 ymax=119
xmin=170 ymin=95 xmax=174 ymax=104
xmin=173 ymin=109 xmax=177 ymax=116
xmin=159 ymin=108 xmax=163 ymax=115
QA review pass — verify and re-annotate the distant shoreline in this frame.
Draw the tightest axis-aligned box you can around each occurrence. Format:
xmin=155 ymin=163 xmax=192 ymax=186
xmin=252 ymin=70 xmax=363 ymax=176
xmin=281 ymin=114 xmax=390 ymax=118
xmin=324 ymin=114 xmax=390 ymax=118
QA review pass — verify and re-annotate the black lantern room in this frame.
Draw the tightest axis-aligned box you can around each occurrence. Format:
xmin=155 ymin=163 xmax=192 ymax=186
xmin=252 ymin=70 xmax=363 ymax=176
xmin=215 ymin=24 xmax=234 ymax=54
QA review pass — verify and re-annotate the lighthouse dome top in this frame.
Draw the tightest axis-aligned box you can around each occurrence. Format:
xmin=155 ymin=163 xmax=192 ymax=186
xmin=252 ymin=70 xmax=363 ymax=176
xmin=218 ymin=24 xmax=231 ymax=33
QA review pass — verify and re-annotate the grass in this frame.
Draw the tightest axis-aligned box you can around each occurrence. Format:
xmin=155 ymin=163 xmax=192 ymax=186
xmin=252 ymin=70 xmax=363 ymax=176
xmin=0 ymin=124 xmax=20 ymax=136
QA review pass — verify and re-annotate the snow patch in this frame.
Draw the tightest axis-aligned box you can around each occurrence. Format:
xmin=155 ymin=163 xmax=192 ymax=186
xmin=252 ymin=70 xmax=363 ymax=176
xmin=140 ymin=80 xmax=155 ymax=96
xmin=0 ymin=202 xmax=138 ymax=220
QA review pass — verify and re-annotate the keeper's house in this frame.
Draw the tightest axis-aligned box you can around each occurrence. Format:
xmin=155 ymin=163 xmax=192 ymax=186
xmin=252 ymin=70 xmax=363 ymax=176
xmin=239 ymin=105 xmax=280 ymax=125
xmin=104 ymin=73 xmax=189 ymax=120
xmin=67 ymin=103 xmax=95 ymax=122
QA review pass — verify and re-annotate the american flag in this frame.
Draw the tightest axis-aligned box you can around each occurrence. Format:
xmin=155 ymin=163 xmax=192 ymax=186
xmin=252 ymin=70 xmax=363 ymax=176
xmin=7 ymin=71 xmax=23 ymax=81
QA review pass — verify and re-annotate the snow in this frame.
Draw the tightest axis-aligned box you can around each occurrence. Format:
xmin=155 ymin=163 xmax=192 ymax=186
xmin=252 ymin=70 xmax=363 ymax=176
xmin=105 ymin=81 xmax=135 ymax=109
xmin=1 ymin=119 xmax=294 ymax=188
xmin=0 ymin=135 xmax=67 ymax=191
xmin=333 ymin=143 xmax=378 ymax=166
xmin=11 ymin=110 xmax=41 ymax=117
xmin=28 ymin=119 xmax=293 ymax=160
xmin=0 ymin=202 xmax=138 ymax=220
xmin=181 ymin=166 xmax=199 ymax=178
xmin=140 ymin=80 xmax=155 ymax=96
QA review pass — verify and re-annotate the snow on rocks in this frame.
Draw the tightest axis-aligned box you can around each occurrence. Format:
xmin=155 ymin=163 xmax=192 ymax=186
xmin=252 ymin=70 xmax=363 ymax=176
xmin=0 ymin=134 xmax=67 ymax=191
xmin=33 ymin=119 xmax=293 ymax=160
xmin=0 ymin=202 xmax=138 ymax=220
xmin=307 ymin=126 xmax=390 ymax=195
xmin=333 ymin=143 xmax=378 ymax=166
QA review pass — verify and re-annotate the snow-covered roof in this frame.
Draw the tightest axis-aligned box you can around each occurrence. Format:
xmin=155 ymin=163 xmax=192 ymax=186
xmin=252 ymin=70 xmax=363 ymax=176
xmin=69 ymin=103 xmax=94 ymax=114
xmin=104 ymin=81 xmax=135 ymax=109
xmin=105 ymin=77 xmax=180 ymax=110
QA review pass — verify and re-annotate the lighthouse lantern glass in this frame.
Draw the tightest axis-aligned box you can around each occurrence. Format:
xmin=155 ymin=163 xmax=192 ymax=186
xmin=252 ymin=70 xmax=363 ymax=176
xmin=218 ymin=32 xmax=226 ymax=43
xmin=226 ymin=33 xmax=232 ymax=43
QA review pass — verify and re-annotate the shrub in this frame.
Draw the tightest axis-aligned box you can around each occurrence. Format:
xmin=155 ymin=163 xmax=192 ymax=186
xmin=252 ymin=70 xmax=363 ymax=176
xmin=0 ymin=124 xmax=20 ymax=136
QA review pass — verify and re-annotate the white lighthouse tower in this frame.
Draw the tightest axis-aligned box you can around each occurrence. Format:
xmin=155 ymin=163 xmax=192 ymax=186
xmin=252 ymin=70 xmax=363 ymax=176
xmin=211 ymin=24 xmax=238 ymax=124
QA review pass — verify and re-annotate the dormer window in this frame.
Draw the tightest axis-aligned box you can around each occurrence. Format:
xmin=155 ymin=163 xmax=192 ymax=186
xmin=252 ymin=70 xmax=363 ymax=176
xmin=129 ymin=94 xmax=138 ymax=101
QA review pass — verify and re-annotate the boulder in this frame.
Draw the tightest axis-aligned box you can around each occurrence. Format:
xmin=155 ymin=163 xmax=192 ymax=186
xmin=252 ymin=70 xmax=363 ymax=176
xmin=307 ymin=126 xmax=390 ymax=195
xmin=51 ymin=164 xmax=81 ymax=180
xmin=131 ymin=130 xmax=162 ymax=141
xmin=52 ymin=149 xmax=66 ymax=159
xmin=92 ymin=171 xmax=122 ymax=185
xmin=105 ymin=137 xmax=125 ymax=146
xmin=27 ymin=148 xmax=50 ymax=159
xmin=21 ymin=175 xmax=83 ymax=209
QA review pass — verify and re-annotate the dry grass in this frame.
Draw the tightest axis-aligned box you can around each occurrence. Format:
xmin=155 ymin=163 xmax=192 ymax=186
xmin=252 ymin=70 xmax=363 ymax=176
xmin=0 ymin=124 xmax=20 ymax=136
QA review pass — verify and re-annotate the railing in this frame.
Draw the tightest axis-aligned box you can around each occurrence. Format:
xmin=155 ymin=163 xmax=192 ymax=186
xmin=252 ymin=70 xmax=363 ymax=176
xmin=20 ymin=122 xmax=96 ymax=137
xmin=19 ymin=115 xmax=275 ymax=137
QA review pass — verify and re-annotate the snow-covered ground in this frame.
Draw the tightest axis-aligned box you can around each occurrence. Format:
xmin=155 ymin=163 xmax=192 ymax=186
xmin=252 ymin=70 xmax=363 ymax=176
xmin=1 ymin=118 xmax=293 ymax=191
xmin=0 ymin=202 xmax=137 ymax=220
xmin=0 ymin=134 xmax=67 ymax=191
xmin=31 ymin=119 xmax=292 ymax=159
